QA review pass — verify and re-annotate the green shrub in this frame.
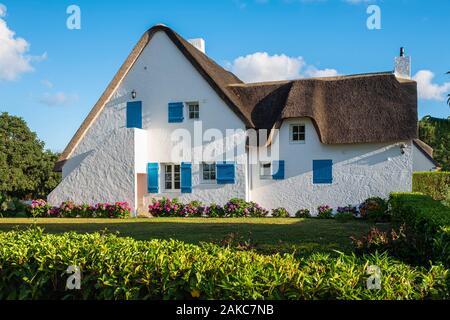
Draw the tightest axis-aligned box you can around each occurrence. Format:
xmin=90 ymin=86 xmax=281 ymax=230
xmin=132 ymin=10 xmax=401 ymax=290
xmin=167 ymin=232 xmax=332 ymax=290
xmin=0 ymin=228 xmax=448 ymax=300
xmin=207 ymin=203 xmax=225 ymax=218
xmin=334 ymin=211 xmax=354 ymax=222
xmin=359 ymin=197 xmax=389 ymax=221
xmin=389 ymin=192 xmax=450 ymax=266
xmin=413 ymin=172 xmax=450 ymax=201
xmin=317 ymin=205 xmax=333 ymax=219
xmin=223 ymin=198 xmax=248 ymax=217
xmin=271 ymin=207 xmax=289 ymax=218
xmin=443 ymin=188 xmax=450 ymax=207
xmin=28 ymin=199 xmax=51 ymax=217
xmin=389 ymin=193 xmax=450 ymax=235
xmin=351 ymin=225 xmax=420 ymax=263
xmin=295 ymin=209 xmax=311 ymax=218
xmin=26 ymin=200 xmax=131 ymax=218
xmin=223 ymin=198 xmax=269 ymax=217
xmin=246 ymin=201 xmax=269 ymax=217
xmin=0 ymin=195 xmax=26 ymax=217
xmin=336 ymin=205 xmax=357 ymax=222
xmin=180 ymin=201 xmax=203 ymax=217
xmin=148 ymin=197 xmax=183 ymax=217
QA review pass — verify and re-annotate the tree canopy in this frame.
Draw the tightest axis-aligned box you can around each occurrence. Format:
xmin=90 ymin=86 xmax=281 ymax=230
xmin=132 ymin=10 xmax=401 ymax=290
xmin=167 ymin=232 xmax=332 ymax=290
xmin=418 ymin=116 xmax=450 ymax=171
xmin=0 ymin=112 xmax=61 ymax=199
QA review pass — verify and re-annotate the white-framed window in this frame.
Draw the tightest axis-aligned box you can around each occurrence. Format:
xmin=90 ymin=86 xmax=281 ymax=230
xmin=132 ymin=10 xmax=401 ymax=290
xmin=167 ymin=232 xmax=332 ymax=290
xmin=187 ymin=102 xmax=200 ymax=119
xmin=290 ymin=124 xmax=305 ymax=143
xmin=260 ymin=162 xmax=272 ymax=179
xmin=164 ymin=164 xmax=180 ymax=190
xmin=202 ymin=162 xmax=216 ymax=182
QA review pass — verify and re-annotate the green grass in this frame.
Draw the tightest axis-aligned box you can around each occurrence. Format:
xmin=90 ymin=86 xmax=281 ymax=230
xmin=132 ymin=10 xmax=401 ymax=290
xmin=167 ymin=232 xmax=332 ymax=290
xmin=0 ymin=217 xmax=389 ymax=257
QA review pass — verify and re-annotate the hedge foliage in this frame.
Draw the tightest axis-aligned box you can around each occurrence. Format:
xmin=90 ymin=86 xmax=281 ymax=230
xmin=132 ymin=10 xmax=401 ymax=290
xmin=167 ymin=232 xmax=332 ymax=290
xmin=418 ymin=116 xmax=450 ymax=171
xmin=0 ymin=228 xmax=448 ymax=300
xmin=390 ymin=192 xmax=450 ymax=235
xmin=389 ymin=192 xmax=450 ymax=266
xmin=412 ymin=172 xmax=450 ymax=201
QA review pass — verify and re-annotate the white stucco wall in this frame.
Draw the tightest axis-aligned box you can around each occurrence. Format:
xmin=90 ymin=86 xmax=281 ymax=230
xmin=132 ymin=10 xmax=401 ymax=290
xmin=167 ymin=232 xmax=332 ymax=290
xmin=48 ymin=128 xmax=136 ymax=208
xmin=412 ymin=144 xmax=436 ymax=172
xmin=49 ymin=74 xmax=137 ymax=208
xmin=250 ymin=118 xmax=413 ymax=215
xmin=118 ymin=31 xmax=248 ymax=207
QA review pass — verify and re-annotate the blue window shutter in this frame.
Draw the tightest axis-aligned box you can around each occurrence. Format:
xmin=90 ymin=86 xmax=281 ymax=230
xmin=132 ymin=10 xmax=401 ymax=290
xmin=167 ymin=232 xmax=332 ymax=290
xmin=272 ymin=160 xmax=285 ymax=180
xmin=216 ymin=162 xmax=235 ymax=184
xmin=168 ymin=102 xmax=184 ymax=123
xmin=147 ymin=163 xmax=159 ymax=193
xmin=181 ymin=162 xmax=192 ymax=193
xmin=313 ymin=160 xmax=333 ymax=184
xmin=126 ymin=101 xmax=142 ymax=128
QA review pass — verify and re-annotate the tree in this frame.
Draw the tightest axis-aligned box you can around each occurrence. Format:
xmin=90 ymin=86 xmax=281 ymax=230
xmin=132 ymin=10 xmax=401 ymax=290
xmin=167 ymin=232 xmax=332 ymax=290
xmin=0 ymin=112 xmax=61 ymax=199
xmin=447 ymin=71 xmax=450 ymax=106
xmin=418 ymin=116 xmax=450 ymax=171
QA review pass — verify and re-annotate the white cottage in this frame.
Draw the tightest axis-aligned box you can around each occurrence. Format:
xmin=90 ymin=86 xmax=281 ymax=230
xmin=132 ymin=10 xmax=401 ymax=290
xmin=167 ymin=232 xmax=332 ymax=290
xmin=49 ymin=25 xmax=437 ymax=215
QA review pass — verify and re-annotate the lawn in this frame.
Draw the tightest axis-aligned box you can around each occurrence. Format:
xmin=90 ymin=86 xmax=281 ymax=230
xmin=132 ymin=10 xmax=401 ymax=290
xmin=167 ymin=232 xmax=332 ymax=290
xmin=0 ymin=218 xmax=389 ymax=256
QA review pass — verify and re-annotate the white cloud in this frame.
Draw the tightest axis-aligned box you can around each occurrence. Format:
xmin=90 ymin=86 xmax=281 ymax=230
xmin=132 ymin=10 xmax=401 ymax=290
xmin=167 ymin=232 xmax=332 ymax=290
xmin=304 ymin=67 xmax=339 ymax=78
xmin=38 ymin=92 xmax=79 ymax=107
xmin=228 ymin=51 xmax=338 ymax=83
xmin=413 ymin=70 xmax=450 ymax=101
xmin=40 ymin=79 xmax=54 ymax=89
xmin=0 ymin=3 xmax=6 ymax=17
xmin=0 ymin=4 xmax=45 ymax=81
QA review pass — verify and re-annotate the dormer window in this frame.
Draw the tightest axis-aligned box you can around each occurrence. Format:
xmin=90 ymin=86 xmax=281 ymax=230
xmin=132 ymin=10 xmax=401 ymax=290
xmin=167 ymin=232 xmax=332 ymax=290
xmin=188 ymin=102 xmax=200 ymax=119
xmin=290 ymin=124 xmax=305 ymax=143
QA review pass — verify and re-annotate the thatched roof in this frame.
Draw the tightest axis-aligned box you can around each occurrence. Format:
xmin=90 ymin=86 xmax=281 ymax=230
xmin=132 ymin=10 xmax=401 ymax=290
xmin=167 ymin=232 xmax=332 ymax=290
xmin=413 ymin=139 xmax=440 ymax=167
xmin=55 ymin=25 xmax=418 ymax=171
xmin=229 ymin=73 xmax=418 ymax=144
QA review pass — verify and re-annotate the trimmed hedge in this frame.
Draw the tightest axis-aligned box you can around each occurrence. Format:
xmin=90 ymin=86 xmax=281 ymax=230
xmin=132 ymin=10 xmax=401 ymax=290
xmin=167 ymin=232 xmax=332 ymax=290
xmin=390 ymin=192 xmax=450 ymax=235
xmin=412 ymin=172 xmax=450 ymax=201
xmin=0 ymin=228 xmax=448 ymax=300
xmin=389 ymin=192 xmax=450 ymax=266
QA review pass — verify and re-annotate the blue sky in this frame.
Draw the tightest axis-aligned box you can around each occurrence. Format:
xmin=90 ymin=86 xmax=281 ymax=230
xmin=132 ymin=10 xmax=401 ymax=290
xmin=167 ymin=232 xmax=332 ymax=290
xmin=0 ymin=0 xmax=449 ymax=152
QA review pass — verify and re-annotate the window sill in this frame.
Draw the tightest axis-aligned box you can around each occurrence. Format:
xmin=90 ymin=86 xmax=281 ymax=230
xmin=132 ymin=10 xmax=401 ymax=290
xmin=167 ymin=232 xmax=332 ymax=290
xmin=162 ymin=189 xmax=182 ymax=193
xmin=200 ymin=181 xmax=217 ymax=185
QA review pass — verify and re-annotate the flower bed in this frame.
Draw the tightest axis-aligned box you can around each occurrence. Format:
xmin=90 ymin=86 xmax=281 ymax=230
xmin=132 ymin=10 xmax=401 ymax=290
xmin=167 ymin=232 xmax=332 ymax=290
xmin=147 ymin=197 xmax=392 ymax=219
xmin=28 ymin=199 xmax=131 ymax=218
xmin=149 ymin=197 xmax=270 ymax=218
